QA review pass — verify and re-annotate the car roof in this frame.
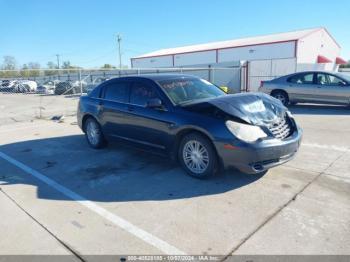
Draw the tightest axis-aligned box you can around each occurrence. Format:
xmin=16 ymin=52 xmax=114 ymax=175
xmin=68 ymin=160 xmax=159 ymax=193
xmin=289 ymin=70 xmax=342 ymax=75
xmin=274 ymin=70 xmax=343 ymax=80
xmin=108 ymin=74 xmax=198 ymax=82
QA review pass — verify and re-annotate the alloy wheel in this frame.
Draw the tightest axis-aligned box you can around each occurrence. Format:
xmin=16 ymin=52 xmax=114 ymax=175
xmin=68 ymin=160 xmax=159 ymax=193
xmin=86 ymin=120 xmax=100 ymax=146
xmin=182 ymin=140 xmax=209 ymax=174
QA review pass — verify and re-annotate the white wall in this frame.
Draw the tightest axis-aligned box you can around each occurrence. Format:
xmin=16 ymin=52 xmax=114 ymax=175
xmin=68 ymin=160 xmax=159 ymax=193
xmin=296 ymin=63 xmax=327 ymax=72
xmin=297 ymin=28 xmax=341 ymax=71
xmin=174 ymin=50 xmax=216 ymax=66
xmin=248 ymin=58 xmax=297 ymax=91
xmin=218 ymin=41 xmax=295 ymax=63
xmin=132 ymin=55 xmax=173 ymax=68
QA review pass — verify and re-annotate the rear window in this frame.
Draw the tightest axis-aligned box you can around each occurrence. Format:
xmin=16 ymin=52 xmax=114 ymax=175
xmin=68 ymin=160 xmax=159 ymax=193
xmin=287 ymin=73 xmax=314 ymax=84
xmin=103 ymin=82 xmax=129 ymax=103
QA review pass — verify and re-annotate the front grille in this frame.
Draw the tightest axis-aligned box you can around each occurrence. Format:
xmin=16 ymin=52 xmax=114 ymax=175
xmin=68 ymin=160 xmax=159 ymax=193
xmin=268 ymin=115 xmax=292 ymax=139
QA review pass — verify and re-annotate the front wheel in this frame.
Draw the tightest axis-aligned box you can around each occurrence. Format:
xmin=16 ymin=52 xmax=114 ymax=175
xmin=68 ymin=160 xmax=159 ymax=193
xmin=84 ymin=118 xmax=107 ymax=149
xmin=178 ymin=133 xmax=218 ymax=178
xmin=271 ymin=90 xmax=289 ymax=106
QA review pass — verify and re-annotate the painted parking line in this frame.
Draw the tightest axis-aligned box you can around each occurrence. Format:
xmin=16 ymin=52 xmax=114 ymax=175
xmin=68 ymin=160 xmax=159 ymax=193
xmin=302 ymin=142 xmax=349 ymax=152
xmin=0 ymin=151 xmax=185 ymax=255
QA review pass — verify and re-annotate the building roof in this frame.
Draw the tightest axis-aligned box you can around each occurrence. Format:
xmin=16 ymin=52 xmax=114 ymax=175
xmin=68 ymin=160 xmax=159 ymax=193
xmin=133 ymin=27 xmax=336 ymax=59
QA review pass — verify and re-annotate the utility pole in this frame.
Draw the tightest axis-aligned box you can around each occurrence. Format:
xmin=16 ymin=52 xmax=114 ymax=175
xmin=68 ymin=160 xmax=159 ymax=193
xmin=117 ymin=34 xmax=122 ymax=69
xmin=56 ymin=54 xmax=61 ymax=78
xmin=56 ymin=54 xmax=60 ymax=69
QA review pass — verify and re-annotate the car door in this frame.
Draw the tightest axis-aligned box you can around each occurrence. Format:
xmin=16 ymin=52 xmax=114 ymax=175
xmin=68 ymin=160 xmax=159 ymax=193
xmin=122 ymin=80 xmax=175 ymax=151
xmin=286 ymin=72 xmax=316 ymax=102
xmin=314 ymin=73 xmax=350 ymax=104
xmin=99 ymin=80 xmax=131 ymax=138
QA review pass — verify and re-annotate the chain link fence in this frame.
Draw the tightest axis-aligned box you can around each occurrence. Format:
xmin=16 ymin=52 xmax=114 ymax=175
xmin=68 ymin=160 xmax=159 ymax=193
xmin=0 ymin=67 xmax=245 ymax=125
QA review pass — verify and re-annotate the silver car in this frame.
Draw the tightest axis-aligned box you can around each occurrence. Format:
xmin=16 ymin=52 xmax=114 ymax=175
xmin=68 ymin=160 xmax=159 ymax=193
xmin=259 ymin=71 xmax=350 ymax=106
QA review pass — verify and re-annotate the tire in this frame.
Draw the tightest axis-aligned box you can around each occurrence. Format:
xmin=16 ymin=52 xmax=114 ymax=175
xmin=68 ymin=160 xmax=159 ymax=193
xmin=84 ymin=117 xmax=107 ymax=149
xmin=271 ymin=90 xmax=289 ymax=106
xmin=178 ymin=133 xmax=218 ymax=178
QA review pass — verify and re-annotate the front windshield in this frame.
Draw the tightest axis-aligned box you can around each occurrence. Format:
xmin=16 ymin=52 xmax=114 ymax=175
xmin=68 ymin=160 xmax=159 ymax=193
xmin=336 ymin=73 xmax=350 ymax=83
xmin=157 ymin=78 xmax=225 ymax=105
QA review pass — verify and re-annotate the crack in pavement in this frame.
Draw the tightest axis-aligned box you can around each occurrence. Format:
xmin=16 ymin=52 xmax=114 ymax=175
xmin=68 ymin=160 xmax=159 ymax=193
xmin=221 ymin=152 xmax=346 ymax=261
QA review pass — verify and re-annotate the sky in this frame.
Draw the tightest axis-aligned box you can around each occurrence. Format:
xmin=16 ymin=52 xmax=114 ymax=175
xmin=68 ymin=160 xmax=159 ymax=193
xmin=1 ymin=0 xmax=349 ymax=68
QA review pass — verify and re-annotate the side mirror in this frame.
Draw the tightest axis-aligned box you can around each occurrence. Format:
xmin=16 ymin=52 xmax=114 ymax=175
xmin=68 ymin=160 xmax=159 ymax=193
xmin=339 ymin=81 xmax=347 ymax=86
xmin=146 ymin=98 xmax=163 ymax=109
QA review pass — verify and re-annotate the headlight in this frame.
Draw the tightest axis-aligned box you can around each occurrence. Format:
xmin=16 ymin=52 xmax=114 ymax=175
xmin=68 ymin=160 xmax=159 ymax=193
xmin=286 ymin=110 xmax=294 ymax=118
xmin=225 ymin=120 xmax=267 ymax=143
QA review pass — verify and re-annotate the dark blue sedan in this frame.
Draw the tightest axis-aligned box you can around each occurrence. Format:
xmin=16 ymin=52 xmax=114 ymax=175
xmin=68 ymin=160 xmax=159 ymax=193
xmin=77 ymin=74 xmax=302 ymax=178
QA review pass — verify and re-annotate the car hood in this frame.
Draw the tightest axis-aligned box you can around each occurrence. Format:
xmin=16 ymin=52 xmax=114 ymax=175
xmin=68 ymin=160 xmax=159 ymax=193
xmin=184 ymin=93 xmax=287 ymax=126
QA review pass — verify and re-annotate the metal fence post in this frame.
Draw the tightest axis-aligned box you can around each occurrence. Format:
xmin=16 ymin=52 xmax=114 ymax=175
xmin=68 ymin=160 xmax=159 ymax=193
xmin=208 ymin=65 xmax=212 ymax=82
xmin=79 ymin=69 xmax=82 ymax=95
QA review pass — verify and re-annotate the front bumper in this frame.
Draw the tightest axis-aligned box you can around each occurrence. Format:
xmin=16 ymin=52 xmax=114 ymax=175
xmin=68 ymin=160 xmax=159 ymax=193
xmin=215 ymin=127 xmax=302 ymax=174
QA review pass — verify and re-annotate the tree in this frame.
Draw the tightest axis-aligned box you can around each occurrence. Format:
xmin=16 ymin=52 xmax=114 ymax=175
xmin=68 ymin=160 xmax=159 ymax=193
xmin=60 ymin=60 xmax=81 ymax=75
xmin=2 ymin=56 xmax=17 ymax=70
xmin=62 ymin=60 xmax=80 ymax=69
xmin=340 ymin=61 xmax=350 ymax=68
xmin=20 ymin=62 xmax=41 ymax=78
xmin=28 ymin=62 xmax=40 ymax=70
xmin=28 ymin=62 xmax=41 ymax=77
xmin=20 ymin=64 xmax=30 ymax=77
xmin=45 ymin=61 xmax=58 ymax=76
xmin=101 ymin=64 xmax=115 ymax=69
xmin=62 ymin=61 xmax=71 ymax=69
xmin=47 ymin=61 xmax=57 ymax=69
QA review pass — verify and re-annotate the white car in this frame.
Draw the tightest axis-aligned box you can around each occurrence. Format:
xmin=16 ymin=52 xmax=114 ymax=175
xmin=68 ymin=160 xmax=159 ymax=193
xmin=17 ymin=80 xmax=38 ymax=92
xmin=85 ymin=77 xmax=109 ymax=94
xmin=37 ymin=80 xmax=60 ymax=94
xmin=0 ymin=80 xmax=17 ymax=91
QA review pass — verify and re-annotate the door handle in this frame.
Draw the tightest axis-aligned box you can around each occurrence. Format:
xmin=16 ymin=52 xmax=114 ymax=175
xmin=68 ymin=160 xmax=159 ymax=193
xmin=128 ymin=106 xmax=135 ymax=112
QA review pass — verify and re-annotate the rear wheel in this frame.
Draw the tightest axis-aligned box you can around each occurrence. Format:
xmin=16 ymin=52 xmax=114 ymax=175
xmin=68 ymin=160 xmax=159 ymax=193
xmin=84 ymin=118 xmax=107 ymax=149
xmin=178 ymin=133 xmax=218 ymax=178
xmin=271 ymin=90 xmax=289 ymax=106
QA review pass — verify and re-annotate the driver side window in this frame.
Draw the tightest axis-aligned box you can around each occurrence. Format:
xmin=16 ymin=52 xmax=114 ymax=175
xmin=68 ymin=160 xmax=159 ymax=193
xmin=316 ymin=73 xmax=328 ymax=85
xmin=130 ymin=82 xmax=158 ymax=106
xmin=316 ymin=73 xmax=346 ymax=86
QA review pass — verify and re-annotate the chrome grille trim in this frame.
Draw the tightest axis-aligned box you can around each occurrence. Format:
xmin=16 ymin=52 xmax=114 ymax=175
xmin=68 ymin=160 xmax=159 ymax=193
xmin=268 ymin=115 xmax=293 ymax=139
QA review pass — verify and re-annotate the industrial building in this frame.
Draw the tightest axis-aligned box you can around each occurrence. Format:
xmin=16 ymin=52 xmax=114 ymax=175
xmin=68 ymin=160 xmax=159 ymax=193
xmin=131 ymin=27 xmax=346 ymax=92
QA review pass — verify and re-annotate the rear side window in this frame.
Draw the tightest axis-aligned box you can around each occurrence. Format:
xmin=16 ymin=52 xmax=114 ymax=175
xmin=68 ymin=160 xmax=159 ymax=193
xmin=130 ymin=82 xmax=158 ymax=106
xmin=288 ymin=73 xmax=314 ymax=84
xmin=103 ymin=82 xmax=129 ymax=103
